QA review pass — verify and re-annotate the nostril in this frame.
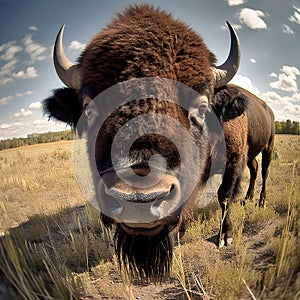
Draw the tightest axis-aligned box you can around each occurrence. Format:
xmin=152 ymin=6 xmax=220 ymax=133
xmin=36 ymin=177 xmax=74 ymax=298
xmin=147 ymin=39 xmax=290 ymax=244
xmin=170 ymin=184 xmax=175 ymax=192
xmin=131 ymin=166 xmax=151 ymax=177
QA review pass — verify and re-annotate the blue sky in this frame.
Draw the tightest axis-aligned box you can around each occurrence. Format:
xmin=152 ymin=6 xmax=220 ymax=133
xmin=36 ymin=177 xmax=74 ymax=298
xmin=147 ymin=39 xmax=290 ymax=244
xmin=0 ymin=0 xmax=299 ymax=139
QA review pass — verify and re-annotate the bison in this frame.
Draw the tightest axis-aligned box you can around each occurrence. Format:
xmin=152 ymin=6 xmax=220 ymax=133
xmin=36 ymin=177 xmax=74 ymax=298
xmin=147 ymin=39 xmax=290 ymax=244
xmin=43 ymin=5 xmax=274 ymax=282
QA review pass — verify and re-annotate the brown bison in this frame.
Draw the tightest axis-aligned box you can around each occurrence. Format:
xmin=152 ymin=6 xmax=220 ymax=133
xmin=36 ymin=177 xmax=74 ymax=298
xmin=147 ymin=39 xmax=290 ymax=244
xmin=43 ymin=5 xmax=274 ymax=281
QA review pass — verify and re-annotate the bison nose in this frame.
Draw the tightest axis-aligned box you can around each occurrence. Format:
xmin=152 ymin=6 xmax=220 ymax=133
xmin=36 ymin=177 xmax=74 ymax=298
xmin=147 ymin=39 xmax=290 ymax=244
xmin=104 ymin=186 xmax=174 ymax=220
xmin=97 ymin=169 xmax=180 ymax=223
xmin=105 ymin=185 xmax=175 ymax=223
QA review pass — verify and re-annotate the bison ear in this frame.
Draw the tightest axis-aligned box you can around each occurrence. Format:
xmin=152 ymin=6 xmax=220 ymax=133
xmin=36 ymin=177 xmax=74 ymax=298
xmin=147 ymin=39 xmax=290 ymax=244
xmin=211 ymin=85 xmax=249 ymax=121
xmin=43 ymin=88 xmax=82 ymax=126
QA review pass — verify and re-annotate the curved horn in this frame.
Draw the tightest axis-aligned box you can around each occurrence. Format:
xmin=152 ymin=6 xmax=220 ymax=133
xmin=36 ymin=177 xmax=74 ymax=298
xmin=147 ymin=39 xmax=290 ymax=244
xmin=54 ymin=25 xmax=81 ymax=90
xmin=213 ymin=22 xmax=240 ymax=88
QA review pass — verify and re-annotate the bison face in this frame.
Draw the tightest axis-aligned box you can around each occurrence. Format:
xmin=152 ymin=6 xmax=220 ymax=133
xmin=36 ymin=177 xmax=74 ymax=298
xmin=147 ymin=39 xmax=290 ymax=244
xmin=74 ymin=78 xmax=212 ymax=236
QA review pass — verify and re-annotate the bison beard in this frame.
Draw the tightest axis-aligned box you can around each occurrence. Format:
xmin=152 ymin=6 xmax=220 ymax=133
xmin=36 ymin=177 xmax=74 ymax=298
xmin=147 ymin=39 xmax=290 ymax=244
xmin=114 ymin=224 xmax=173 ymax=282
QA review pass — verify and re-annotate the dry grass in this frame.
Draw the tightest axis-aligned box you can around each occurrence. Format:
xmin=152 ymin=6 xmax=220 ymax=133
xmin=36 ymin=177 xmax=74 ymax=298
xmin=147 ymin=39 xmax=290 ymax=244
xmin=0 ymin=135 xmax=299 ymax=299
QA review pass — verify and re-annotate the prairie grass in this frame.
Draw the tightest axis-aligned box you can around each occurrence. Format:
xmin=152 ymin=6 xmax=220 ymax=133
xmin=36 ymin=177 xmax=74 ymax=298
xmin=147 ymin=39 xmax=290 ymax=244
xmin=0 ymin=135 xmax=299 ymax=299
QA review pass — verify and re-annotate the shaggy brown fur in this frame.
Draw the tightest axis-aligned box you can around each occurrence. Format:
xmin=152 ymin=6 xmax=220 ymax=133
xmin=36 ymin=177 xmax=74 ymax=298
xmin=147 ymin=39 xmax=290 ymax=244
xmin=79 ymin=5 xmax=216 ymax=98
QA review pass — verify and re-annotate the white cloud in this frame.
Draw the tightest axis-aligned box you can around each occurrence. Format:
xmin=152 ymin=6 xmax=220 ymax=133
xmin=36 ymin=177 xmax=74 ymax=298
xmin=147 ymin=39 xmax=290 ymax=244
xmin=69 ymin=40 xmax=86 ymax=50
xmin=0 ymin=35 xmax=47 ymax=86
xmin=14 ymin=108 xmax=33 ymax=118
xmin=22 ymin=35 xmax=48 ymax=63
xmin=229 ymin=74 xmax=260 ymax=95
xmin=15 ymin=90 xmax=33 ymax=97
xmin=281 ymin=65 xmax=300 ymax=79
xmin=262 ymin=91 xmax=300 ymax=121
xmin=33 ymin=119 xmax=48 ymax=125
xmin=29 ymin=101 xmax=42 ymax=109
xmin=289 ymin=6 xmax=300 ymax=25
xmin=263 ymin=91 xmax=300 ymax=105
xmin=277 ymin=103 xmax=300 ymax=122
xmin=250 ymin=58 xmax=256 ymax=63
xmin=262 ymin=91 xmax=281 ymax=102
xmin=0 ymin=58 xmax=18 ymax=86
xmin=0 ymin=77 xmax=13 ymax=86
xmin=1 ymin=59 xmax=18 ymax=75
xmin=227 ymin=0 xmax=246 ymax=6
xmin=220 ymin=23 xmax=242 ymax=31
xmin=284 ymin=102 xmax=300 ymax=114
xmin=283 ymin=24 xmax=294 ymax=35
xmin=270 ymin=74 xmax=298 ymax=92
xmin=270 ymin=65 xmax=299 ymax=92
xmin=29 ymin=25 xmax=38 ymax=31
xmin=264 ymin=66 xmax=300 ymax=121
xmin=0 ymin=41 xmax=22 ymax=86
xmin=291 ymin=92 xmax=300 ymax=102
xmin=0 ymin=95 xmax=13 ymax=106
xmin=0 ymin=34 xmax=48 ymax=86
xmin=0 ymin=123 xmax=10 ymax=129
xmin=13 ymin=66 xmax=38 ymax=79
xmin=238 ymin=8 xmax=267 ymax=29
xmin=0 ymin=41 xmax=22 ymax=61
xmin=0 ymin=122 xmax=23 ymax=130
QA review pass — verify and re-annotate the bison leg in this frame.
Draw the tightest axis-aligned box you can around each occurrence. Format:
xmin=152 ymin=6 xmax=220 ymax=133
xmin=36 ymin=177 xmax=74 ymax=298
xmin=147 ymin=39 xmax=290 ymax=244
xmin=242 ymin=158 xmax=258 ymax=205
xmin=258 ymin=148 xmax=272 ymax=208
xmin=217 ymin=197 xmax=233 ymax=247
xmin=217 ymin=153 xmax=245 ymax=247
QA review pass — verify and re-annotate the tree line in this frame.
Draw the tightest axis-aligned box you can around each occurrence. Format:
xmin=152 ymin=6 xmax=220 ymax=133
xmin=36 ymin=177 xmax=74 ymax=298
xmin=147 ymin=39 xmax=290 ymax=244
xmin=0 ymin=119 xmax=299 ymax=151
xmin=275 ymin=120 xmax=300 ymax=135
xmin=0 ymin=130 xmax=73 ymax=151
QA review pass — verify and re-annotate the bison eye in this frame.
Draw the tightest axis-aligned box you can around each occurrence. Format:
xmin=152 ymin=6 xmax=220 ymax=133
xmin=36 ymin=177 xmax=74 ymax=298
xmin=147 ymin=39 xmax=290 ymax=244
xmin=198 ymin=103 xmax=208 ymax=118
xmin=84 ymin=107 xmax=94 ymax=119
xmin=189 ymin=101 xmax=208 ymax=127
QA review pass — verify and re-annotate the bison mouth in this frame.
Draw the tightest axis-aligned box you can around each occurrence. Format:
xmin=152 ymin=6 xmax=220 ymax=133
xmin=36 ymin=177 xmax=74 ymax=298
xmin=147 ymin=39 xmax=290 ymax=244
xmin=96 ymin=167 xmax=182 ymax=235
xmin=119 ymin=223 xmax=165 ymax=236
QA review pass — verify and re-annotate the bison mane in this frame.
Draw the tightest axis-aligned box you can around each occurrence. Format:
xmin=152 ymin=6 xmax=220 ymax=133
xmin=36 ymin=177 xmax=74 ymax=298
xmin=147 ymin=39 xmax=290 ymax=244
xmin=79 ymin=4 xmax=217 ymax=95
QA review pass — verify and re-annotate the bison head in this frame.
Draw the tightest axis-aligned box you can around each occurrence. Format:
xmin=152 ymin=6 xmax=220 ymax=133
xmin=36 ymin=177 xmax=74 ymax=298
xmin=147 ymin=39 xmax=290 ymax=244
xmin=43 ymin=5 xmax=239 ymax=282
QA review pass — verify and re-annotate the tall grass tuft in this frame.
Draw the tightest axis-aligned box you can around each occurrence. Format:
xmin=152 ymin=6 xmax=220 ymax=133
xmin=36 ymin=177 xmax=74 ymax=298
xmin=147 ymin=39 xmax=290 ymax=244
xmin=0 ymin=235 xmax=81 ymax=300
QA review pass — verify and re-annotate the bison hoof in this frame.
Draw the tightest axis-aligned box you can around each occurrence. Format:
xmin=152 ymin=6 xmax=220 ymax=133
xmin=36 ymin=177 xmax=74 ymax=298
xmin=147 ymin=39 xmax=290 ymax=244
xmin=256 ymin=202 xmax=266 ymax=209
xmin=240 ymin=199 xmax=246 ymax=206
xmin=219 ymin=238 xmax=225 ymax=248
xmin=218 ymin=234 xmax=233 ymax=248
xmin=226 ymin=237 xmax=233 ymax=245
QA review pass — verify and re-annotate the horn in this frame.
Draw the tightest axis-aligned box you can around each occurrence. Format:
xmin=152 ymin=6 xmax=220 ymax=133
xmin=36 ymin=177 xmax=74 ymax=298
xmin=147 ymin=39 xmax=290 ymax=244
xmin=53 ymin=25 xmax=81 ymax=90
xmin=212 ymin=21 xmax=240 ymax=88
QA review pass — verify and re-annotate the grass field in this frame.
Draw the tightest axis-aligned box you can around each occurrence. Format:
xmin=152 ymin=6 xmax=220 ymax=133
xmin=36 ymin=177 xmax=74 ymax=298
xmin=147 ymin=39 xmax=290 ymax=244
xmin=0 ymin=135 xmax=299 ymax=299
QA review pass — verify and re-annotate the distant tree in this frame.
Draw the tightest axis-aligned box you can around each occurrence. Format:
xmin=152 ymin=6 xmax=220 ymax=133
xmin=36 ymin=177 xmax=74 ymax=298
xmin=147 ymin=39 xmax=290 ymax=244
xmin=274 ymin=120 xmax=300 ymax=135
xmin=285 ymin=119 xmax=292 ymax=134
xmin=292 ymin=121 xmax=300 ymax=135
xmin=275 ymin=121 xmax=283 ymax=134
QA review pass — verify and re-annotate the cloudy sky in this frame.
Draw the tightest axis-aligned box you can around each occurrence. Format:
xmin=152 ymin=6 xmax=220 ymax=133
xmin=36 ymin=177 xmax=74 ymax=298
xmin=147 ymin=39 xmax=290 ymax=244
xmin=0 ymin=0 xmax=299 ymax=139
